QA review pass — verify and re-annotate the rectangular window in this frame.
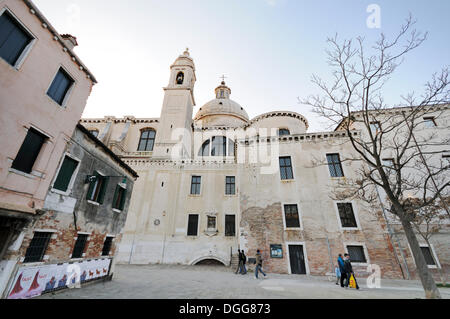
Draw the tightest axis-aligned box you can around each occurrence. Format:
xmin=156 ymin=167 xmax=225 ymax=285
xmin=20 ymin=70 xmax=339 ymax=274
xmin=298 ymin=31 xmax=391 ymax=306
xmin=0 ymin=11 xmax=33 ymax=66
xmin=187 ymin=214 xmax=199 ymax=236
xmin=225 ymin=176 xmax=236 ymax=195
xmin=337 ymin=203 xmax=358 ymax=228
xmin=11 ymin=127 xmax=47 ymax=174
xmin=420 ymin=247 xmax=436 ymax=266
xmin=347 ymin=245 xmax=367 ymax=263
xmin=190 ymin=176 xmax=201 ymax=195
xmin=279 ymin=156 xmax=294 ymax=180
xmin=47 ymin=68 xmax=74 ymax=106
xmin=101 ymin=237 xmax=113 ymax=256
xmin=86 ymin=172 xmax=109 ymax=204
xmin=369 ymin=121 xmax=381 ymax=135
xmin=423 ymin=117 xmax=437 ymax=128
xmin=71 ymin=234 xmax=88 ymax=259
xmin=326 ymin=154 xmax=344 ymax=177
xmin=23 ymin=232 xmax=52 ymax=263
xmin=284 ymin=204 xmax=300 ymax=228
xmin=53 ymin=156 xmax=79 ymax=192
xmin=225 ymin=215 xmax=236 ymax=237
xmin=112 ymin=185 xmax=126 ymax=211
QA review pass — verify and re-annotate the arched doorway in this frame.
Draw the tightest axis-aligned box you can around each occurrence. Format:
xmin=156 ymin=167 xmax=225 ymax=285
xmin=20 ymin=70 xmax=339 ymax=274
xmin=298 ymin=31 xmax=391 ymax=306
xmin=191 ymin=257 xmax=227 ymax=267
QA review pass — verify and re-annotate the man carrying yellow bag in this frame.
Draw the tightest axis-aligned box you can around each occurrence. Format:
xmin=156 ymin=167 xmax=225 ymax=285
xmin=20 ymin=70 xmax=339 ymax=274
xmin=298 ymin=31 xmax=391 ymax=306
xmin=344 ymin=254 xmax=360 ymax=290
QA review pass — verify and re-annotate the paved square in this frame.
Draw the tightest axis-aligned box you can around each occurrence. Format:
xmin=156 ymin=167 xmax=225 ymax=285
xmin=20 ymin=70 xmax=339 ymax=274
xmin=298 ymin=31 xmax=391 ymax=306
xmin=37 ymin=264 xmax=450 ymax=299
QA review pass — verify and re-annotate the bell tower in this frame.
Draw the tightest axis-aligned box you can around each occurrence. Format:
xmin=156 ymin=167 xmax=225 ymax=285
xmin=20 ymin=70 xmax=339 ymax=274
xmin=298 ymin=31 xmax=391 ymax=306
xmin=153 ymin=49 xmax=196 ymax=158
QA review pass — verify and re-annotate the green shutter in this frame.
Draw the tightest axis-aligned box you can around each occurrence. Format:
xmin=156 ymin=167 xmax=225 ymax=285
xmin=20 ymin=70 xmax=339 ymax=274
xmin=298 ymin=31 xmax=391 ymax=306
xmin=119 ymin=189 xmax=127 ymax=211
xmin=98 ymin=176 xmax=109 ymax=204
xmin=112 ymin=185 xmax=120 ymax=209
xmin=86 ymin=172 xmax=97 ymax=200
xmin=53 ymin=156 xmax=78 ymax=192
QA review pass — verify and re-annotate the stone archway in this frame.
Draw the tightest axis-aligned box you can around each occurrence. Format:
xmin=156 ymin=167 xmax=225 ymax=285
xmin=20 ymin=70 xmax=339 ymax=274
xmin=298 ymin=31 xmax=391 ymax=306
xmin=190 ymin=256 xmax=227 ymax=267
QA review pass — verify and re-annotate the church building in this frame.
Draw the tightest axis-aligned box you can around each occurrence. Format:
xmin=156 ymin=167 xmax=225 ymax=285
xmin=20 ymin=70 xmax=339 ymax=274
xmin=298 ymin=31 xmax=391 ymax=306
xmin=80 ymin=50 xmax=448 ymax=279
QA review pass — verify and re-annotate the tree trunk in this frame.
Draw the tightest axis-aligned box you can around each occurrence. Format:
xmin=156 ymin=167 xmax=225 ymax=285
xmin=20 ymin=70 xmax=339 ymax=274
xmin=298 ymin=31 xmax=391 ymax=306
xmin=400 ymin=217 xmax=441 ymax=299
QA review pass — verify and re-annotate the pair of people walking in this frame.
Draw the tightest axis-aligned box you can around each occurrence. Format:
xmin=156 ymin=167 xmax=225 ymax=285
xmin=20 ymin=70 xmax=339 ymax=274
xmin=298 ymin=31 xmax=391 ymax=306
xmin=235 ymin=249 xmax=268 ymax=279
xmin=336 ymin=253 xmax=359 ymax=289
xmin=235 ymin=249 xmax=247 ymax=275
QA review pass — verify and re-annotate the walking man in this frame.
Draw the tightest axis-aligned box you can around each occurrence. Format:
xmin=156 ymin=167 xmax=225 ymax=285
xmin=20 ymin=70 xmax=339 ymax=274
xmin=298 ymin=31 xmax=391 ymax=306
xmin=344 ymin=253 xmax=359 ymax=290
xmin=337 ymin=254 xmax=346 ymax=288
xmin=241 ymin=250 xmax=247 ymax=275
xmin=255 ymin=249 xmax=267 ymax=279
xmin=235 ymin=249 xmax=243 ymax=274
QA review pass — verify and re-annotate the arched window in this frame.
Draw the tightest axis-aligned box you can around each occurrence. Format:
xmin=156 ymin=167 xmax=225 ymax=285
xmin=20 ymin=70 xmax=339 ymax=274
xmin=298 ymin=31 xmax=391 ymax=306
xmin=176 ymin=72 xmax=184 ymax=85
xmin=278 ymin=128 xmax=290 ymax=136
xmin=138 ymin=129 xmax=156 ymax=152
xmin=198 ymin=137 xmax=235 ymax=157
xmin=200 ymin=139 xmax=210 ymax=157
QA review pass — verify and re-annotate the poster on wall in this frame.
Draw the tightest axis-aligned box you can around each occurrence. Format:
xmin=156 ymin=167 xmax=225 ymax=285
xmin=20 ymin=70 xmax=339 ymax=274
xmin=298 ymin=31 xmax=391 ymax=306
xmin=7 ymin=258 xmax=111 ymax=299
xmin=270 ymin=244 xmax=283 ymax=258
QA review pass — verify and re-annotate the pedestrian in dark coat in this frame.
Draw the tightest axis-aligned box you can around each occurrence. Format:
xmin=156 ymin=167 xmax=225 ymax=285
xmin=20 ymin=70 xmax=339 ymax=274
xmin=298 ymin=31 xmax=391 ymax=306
xmin=344 ymin=254 xmax=359 ymax=289
xmin=241 ymin=250 xmax=247 ymax=274
xmin=337 ymin=254 xmax=347 ymax=288
xmin=235 ymin=249 xmax=243 ymax=274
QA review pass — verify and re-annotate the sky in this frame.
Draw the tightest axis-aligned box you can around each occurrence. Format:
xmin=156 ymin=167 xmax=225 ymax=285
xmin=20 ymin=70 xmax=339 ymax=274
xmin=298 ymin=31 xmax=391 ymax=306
xmin=33 ymin=0 xmax=450 ymax=132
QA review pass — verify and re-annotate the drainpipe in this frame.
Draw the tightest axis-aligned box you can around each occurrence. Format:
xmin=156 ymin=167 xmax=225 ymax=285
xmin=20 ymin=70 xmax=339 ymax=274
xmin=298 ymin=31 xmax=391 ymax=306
xmin=359 ymin=140 xmax=410 ymax=279
xmin=375 ymin=183 xmax=410 ymax=279
xmin=325 ymin=236 xmax=334 ymax=274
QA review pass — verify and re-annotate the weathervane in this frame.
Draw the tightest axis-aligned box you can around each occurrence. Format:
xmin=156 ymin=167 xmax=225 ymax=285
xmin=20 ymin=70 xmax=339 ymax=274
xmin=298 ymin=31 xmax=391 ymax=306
xmin=220 ymin=75 xmax=227 ymax=83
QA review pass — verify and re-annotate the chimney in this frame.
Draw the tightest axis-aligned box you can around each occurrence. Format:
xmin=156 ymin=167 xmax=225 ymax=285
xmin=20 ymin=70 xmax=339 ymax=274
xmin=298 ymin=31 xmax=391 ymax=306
xmin=61 ymin=34 xmax=78 ymax=50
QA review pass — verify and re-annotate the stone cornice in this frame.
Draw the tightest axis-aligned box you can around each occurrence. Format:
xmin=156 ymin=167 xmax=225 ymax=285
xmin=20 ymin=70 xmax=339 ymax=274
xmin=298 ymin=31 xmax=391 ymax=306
xmin=80 ymin=117 xmax=159 ymax=124
xmin=238 ymin=130 xmax=360 ymax=145
xmin=335 ymin=103 xmax=450 ymax=131
xmin=246 ymin=111 xmax=309 ymax=130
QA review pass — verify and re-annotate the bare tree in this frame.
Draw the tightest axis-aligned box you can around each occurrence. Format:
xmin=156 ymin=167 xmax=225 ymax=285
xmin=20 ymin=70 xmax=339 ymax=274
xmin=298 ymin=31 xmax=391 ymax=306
xmin=301 ymin=15 xmax=449 ymax=299
xmin=409 ymin=198 xmax=449 ymax=285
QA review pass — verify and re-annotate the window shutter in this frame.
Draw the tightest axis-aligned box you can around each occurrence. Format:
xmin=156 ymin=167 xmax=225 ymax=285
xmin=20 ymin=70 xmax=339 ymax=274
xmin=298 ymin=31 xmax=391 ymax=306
xmin=86 ymin=172 xmax=99 ymax=200
xmin=98 ymin=176 xmax=109 ymax=204
xmin=0 ymin=12 xmax=32 ymax=66
xmin=225 ymin=215 xmax=236 ymax=237
xmin=12 ymin=128 xmax=46 ymax=174
xmin=119 ymin=189 xmax=127 ymax=211
xmin=47 ymin=69 xmax=74 ymax=105
xmin=187 ymin=215 xmax=199 ymax=236
xmin=53 ymin=156 xmax=78 ymax=192
xmin=112 ymin=185 xmax=119 ymax=209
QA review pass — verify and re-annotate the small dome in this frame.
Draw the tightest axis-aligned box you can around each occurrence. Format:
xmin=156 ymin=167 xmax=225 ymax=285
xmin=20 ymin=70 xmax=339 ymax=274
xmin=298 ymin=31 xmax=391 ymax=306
xmin=194 ymin=81 xmax=249 ymax=125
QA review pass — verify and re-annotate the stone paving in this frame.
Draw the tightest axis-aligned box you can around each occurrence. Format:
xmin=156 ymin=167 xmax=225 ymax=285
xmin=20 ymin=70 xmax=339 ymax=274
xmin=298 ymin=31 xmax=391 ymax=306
xmin=38 ymin=264 xmax=450 ymax=299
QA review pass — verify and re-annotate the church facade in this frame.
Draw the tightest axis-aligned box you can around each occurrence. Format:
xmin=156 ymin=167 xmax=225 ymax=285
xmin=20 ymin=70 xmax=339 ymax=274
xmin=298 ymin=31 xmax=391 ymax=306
xmin=80 ymin=50 xmax=448 ymax=279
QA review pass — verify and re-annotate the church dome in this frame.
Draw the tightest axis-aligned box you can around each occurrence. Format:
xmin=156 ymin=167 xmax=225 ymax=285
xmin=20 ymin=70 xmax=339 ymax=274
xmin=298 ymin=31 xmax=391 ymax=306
xmin=194 ymin=81 xmax=249 ymax=126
